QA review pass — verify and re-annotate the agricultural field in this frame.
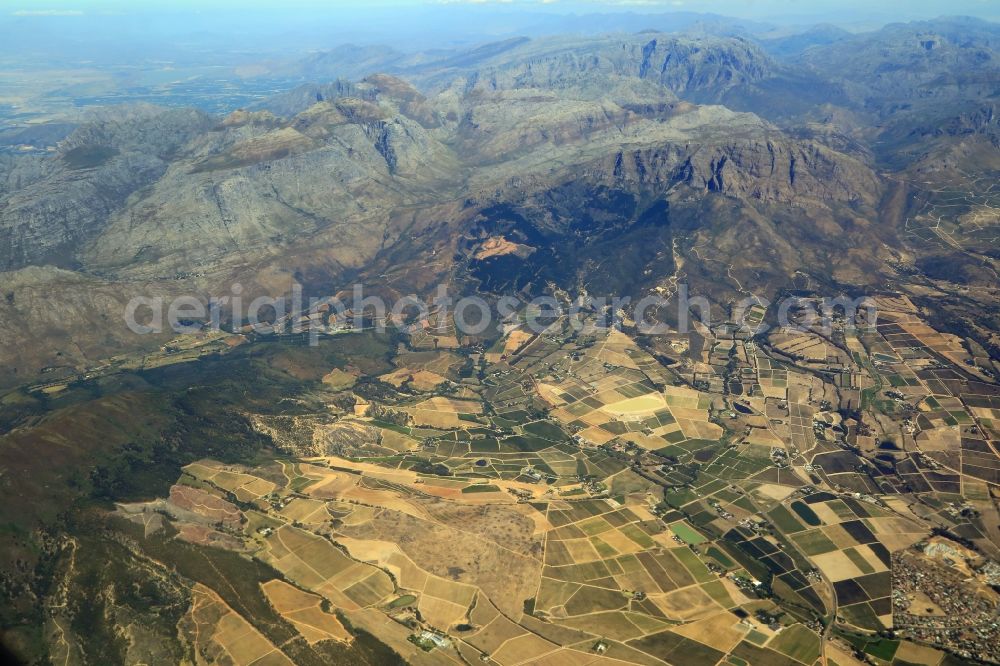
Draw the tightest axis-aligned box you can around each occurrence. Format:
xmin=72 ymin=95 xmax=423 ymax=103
xmin=9 ymin=310 xmax=1000 ymax=665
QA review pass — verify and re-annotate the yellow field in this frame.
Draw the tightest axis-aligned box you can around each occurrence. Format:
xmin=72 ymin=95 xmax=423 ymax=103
xmin=405 ymin=396 xmax=484 ymax=427
xmin=745 ymin=428 xmax=785 ymax=446
xmin=557 ymin=611 xmax=647 ymax=641
xmin=914 ymin=427 xmax=960 ymax=452
xmin=405 ymin=410 xmax=467 ymax=428
xmin=417 ymin=396 xmax=483 ymax=413
xmin=260 ymin=525 xmax=394 ymax=609
xmin=671 ymin=611 xmax=748 ymax=652
xmin=601 ymin=394 xmax=666 ymax=416
xmin=809 ymin=502 xmax=843 ymax=525
xmin=576 ymin=426 xmax=617 ymax=445
xmin=562 ymin=538 xmax=602 ymax=563
xmin=184 ymin=583 xmax=294 ymax=665
xmin=418 ymin=595 xmax=470 ymax=630
xmin=379 ymin=367 xmax=448 ymax=391
xmin=261 ymin=579 xmax=351 ymax=644
xmin=679 ymin=419 xmax=724 ymax=440
xmin=183 ymin=461 xmax=278 ymax=500
xmin=424 ymin=573 xmax=478 ymax=606
xmin=378 ymin=428 xmax=421 ymax=452
xmin=867 ymin=517 xmax=932 ymax=552
xmin=466 ymin=612 xmax=529 ymax=655
xmin=337 ymin=536 xmax=429 ymax=591
xmin=490 ymin=632 xmax=559 ymax=665
xmin=344 ymin=607 xmax=464 ymax=665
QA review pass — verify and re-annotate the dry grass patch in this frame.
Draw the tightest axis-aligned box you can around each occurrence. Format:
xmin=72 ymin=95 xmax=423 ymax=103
xmin=417 ymin=396 xmax=483 ymax=413
xmin=504 ymin=329 xmax=535 ymax=355
xmin=321 ymin=367 xmax=357 ymax=390
xmin=379 ymin=428 xmax=421 ymax=452
xmin=811 ymin=550 xmax=865 ymax=582
xmin=405 ymin=396 xmax=484 ymax=427
xmin=419 ymin=595 xmax=470 ymax=631
xmin=671 ymin=611 xmax=747 ymax=652
xmin=396 ymin=350 xmax=465 ymax=375
xmin=914 ymin=427 xmax=960 ymax=452
xmin=336 ymin=537 xmax=430 ymax=592
xmin=557 ymin=612 xmax=644 ymax=641
xmin=562 ymin=538 xmax=602 ymax=563
xmin=598 ymin=528 xmax=645 ymax=555
xmin=680 ymin=420 xmax=724 ymax=440
xmin=577 ymin=426 xmax=618 ymax=445
xmin=746 ymin=429 xmax=785 ymax=447
xmin=752 ymin=483 xmax=795 ymax=502
xmin=278 ymin=497 xmax=331 ymax=524
xmin=466 ymin=613 xmax=530 ymax=655
xmin=601 ymin=394 xmax=667 ymax=417
xmin=821 ymin=524 xmax=862 ymax=549
xmin=380 ymin=367 xmax=448 ymax=391
xmin=852 ymin=544 xmax=889 ymax=573
xmin=491 ymin=632 xmax=559 ymax=665
xmin=345 ymin=607 xmax=464 ymax=665
xmin=652 ymin=585 xmax=720 ymax=621
xmin=424 ymin=574 xmax=478 ymax=607
xmin=894 ymin=640 xmax=945 ymax=665
xmin=808 ymin=502 xmax=845 ymax=525
xmin=337 ymin=507 xmax=542 ymax=619
xmin=614 ymin=568 xmax=660 ymax=596
xmin=342 ymin=570 xmax=395 ymax=607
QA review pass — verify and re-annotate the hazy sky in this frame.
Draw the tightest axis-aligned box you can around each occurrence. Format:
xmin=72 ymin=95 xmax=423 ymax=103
xmin=6 ymin=0 xmax=1000 ymax=23
xmin=2 ymin=0 xmax=998 ymax=64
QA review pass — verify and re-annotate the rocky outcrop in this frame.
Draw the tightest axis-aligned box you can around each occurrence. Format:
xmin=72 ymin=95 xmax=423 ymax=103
xmin=313 ymin=421 xmax=383 ymax=457
xmin=800 ymin=17 xmax=1000 ymax=115
xmin=0 ymin=105 xmax=213 ymax=271
xmin=909 ymin=105 xmax=999 ymax=139
xmin=453 ymin=35 xmax=771 ymax=101
xmin=60 ymin=104 xmax=212 ymax=157
xmin=255 ymin=79 xmax=373 ymax=118
xmin=0 ymin=150 xmax=168 ymax=270
xmin=608 ymin=138 xmax=879 ymax=205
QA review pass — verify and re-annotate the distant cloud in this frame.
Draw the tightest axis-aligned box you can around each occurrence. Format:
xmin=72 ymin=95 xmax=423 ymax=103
xmin=11 ymin=9 xmax=84 ymax=16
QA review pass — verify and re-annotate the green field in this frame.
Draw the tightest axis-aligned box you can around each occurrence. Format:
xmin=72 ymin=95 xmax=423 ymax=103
xmin=461 ymin=483 xmax=501 ymax=493
xmin=768 ymin=505 xmax=806 ymax=534
xmin=670 ymin=522 xmax=707 ymax=545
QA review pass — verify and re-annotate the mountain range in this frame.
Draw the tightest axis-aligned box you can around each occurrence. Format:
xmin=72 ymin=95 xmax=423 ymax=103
xmin=0 ymin=17 xmax=998 ymax=389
